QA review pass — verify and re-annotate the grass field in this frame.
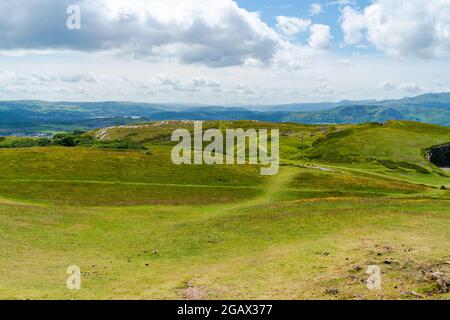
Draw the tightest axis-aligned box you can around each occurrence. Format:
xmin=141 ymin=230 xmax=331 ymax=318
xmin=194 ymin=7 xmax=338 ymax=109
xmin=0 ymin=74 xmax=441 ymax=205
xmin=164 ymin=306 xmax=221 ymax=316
xmin=0 ymin=120 xmax=449 ymax=300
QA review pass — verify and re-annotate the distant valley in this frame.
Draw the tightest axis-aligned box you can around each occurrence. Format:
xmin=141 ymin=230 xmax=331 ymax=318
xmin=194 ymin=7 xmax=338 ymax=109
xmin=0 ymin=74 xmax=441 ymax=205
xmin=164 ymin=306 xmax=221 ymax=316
xmin=1 ymin=92 xmax=450 ymax=136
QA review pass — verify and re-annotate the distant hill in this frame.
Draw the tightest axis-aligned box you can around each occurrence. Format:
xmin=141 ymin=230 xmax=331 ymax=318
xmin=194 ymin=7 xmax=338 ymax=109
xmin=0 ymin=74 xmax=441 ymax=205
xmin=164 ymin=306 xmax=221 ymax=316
xmin=260 ymin=93 xmax=450 ymax=113
xmin=251 ymin=102 xmax=337 ymax=112
xmin=1 ymin=92 xmax=450 ymax=135
xmin=285 ymin=105 xmax=408 ymax=124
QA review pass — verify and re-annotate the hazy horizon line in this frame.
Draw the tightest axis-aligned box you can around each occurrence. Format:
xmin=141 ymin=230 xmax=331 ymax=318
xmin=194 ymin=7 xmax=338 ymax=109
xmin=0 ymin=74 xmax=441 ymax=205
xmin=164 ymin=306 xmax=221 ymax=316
xmin=1 ymin=91 xmax=449 ymax=107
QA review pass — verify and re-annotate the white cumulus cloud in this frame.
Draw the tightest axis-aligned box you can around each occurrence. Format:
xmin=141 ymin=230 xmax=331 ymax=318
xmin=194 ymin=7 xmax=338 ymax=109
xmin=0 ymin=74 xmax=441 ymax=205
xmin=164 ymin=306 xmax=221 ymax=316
xmin=339 ymin=0 xmax=450 ymax=58
xmin=309 ymin=24 xmax=332 ymax=50
xmin=276 ymin=16 xmax=311 ymax=36
xmin=340 ymin=6 xmax=367 ymax=45
xmin=309 ymin=4 xmax=323 ymax=16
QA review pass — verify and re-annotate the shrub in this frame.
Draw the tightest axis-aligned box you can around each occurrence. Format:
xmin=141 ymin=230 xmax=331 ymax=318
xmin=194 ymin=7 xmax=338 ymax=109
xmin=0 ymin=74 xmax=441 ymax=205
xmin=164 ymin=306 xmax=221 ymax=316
xmin=94 ymin=139 xmax=146 ymax=150
xmin=74 ymin=136 xmax=95 ymax=146
xmin=10 ymin=138 xmax=37 ymax=148
xmin=72 ymin=129 xmax=87 ymax=135
xmin=377 ymin=159 xmax=431 ymax=174
xmin=37 ymin=138 xmax=52 ymax=146
xmin=52 ymin=134 xmax=76 ymax=147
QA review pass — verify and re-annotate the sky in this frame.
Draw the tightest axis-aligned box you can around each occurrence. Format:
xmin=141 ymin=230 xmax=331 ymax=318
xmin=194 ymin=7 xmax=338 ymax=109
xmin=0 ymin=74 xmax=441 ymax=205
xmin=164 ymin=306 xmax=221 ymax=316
xmin=0 ymin=0 xmax=450 ymax=105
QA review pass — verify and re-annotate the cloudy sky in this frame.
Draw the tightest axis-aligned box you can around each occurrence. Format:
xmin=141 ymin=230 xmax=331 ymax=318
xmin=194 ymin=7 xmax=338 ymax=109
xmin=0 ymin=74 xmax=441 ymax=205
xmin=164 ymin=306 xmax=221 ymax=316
xmin=1 ymin=0 xmax=450 ymax=105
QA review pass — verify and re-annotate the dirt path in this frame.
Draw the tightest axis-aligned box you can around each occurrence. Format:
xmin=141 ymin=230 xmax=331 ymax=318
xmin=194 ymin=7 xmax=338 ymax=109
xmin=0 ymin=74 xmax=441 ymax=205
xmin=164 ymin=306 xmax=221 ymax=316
xmin=257 ymin=166 xmax=298 ymax=204
xmin=210 ymin=166 xmax=299 ymax=218
xmin=0 ymin=177 xmax=262 ymax=190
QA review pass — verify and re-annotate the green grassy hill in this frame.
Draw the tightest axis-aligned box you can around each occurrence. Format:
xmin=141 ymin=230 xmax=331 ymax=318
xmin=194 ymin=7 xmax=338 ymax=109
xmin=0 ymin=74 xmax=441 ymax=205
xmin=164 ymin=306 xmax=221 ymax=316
xmin=308 ymin=121 xmax=450 ymax=164
xmin=286 ymin=105 xmax=408 ymax=124
xmin=306 ymin=121 xmax=450 ymax=186
xmin=0 ymin=120 xmax=449 ymax=300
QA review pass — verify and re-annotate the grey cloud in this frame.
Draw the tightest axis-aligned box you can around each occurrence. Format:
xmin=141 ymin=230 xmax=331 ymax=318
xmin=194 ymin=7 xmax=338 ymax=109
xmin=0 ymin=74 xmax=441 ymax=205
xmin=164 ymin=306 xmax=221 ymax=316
xmin=0 ymin=70 xmax=99 ymax=84
xmin=147 ymin=75 xmax=260 ymax=96
xmin=60 ymin=73 xmax=97 ymax=83
xmin=380 ymin=80 xmax=396 ymax=91
xmin=0 ymin=0 xmax=281 ymax=68
xmin=152 ymin=75 xmax=223 ymax=92
xmin=400 ymin=83 xmax=422 ymax=93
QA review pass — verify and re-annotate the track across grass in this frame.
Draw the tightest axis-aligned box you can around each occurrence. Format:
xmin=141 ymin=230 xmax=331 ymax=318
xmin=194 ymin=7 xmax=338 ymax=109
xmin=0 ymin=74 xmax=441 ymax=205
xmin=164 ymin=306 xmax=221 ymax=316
xmin=0 ymin=120 xmax=449 ymax=299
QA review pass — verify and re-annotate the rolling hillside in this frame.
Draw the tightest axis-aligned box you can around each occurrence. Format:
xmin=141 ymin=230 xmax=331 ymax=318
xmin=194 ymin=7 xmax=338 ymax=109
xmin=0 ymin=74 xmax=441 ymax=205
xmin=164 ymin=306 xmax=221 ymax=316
xmin=286 ymin=105 xmax=407 ymax=124
xmin=0 ymin=120 xmax=449 ymax=299
xmin=2 ymin=93 xmax=450 ymax=136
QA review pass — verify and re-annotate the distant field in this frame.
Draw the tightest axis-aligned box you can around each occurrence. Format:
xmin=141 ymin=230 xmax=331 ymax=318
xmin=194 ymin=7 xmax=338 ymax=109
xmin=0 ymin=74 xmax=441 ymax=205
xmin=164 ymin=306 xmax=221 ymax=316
xmin=0 ymin=120 xmax=449 ymax=299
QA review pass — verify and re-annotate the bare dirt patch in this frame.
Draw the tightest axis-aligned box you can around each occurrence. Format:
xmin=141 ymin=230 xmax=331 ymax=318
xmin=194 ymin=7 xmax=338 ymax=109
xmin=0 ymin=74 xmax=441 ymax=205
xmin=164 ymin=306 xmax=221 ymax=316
xmin=177 ymin=280 xmax=207 ymax=300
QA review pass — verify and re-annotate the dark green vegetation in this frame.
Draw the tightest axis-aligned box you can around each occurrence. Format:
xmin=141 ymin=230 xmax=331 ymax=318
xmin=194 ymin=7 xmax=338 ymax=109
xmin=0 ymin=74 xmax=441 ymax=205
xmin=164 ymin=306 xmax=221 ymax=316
xmin=0 ymin=120 xmax=449 ymax=299
xmin=0 ymin=131 xmax=146 ymax=150
xmin=2 ymin=92 xmax=450 ymax=136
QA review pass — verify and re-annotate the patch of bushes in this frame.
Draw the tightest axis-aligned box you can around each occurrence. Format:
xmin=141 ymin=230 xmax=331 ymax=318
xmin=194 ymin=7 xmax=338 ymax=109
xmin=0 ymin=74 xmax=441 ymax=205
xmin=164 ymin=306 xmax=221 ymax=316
xmin=37 ymin=138 xmax=52 ymax=146
xmin=52 ymin=131 xmax=146 ymax=150
xmin=52 ymin=130 xmax=96 ymax=147
xmin=377 ymin=159 xmax=431 ymax=174
xmin=0 ymin=130 xmax=147 ymax=150
xmin=52 ymin=134 xmax=76 ymax=147
xmin=93 ymin=140 xmax=146 ymax=150
xmin=0 ymin=137 xmax=40 ymax=148
xmin=308 ymin=149 xmax=368 ymax=164
xmin=10 ymin=138 xmax=38 ymax=148
xmin=139 ymin=133 xmax=173 ymax=145
xmin=0 ymin=137 xmax=54 ymax=148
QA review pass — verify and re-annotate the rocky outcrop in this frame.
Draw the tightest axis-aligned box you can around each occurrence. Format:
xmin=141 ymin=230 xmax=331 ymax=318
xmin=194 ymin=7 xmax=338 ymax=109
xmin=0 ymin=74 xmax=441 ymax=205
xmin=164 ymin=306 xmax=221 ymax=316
xmin=426 ymin=143 xmax=450 ymax=167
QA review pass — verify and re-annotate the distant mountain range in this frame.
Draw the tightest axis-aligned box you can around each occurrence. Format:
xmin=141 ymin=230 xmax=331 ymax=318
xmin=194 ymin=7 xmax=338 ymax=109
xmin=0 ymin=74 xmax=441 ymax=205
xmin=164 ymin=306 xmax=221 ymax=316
xmin=1 ymin=93 xmax=450 ymax=135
